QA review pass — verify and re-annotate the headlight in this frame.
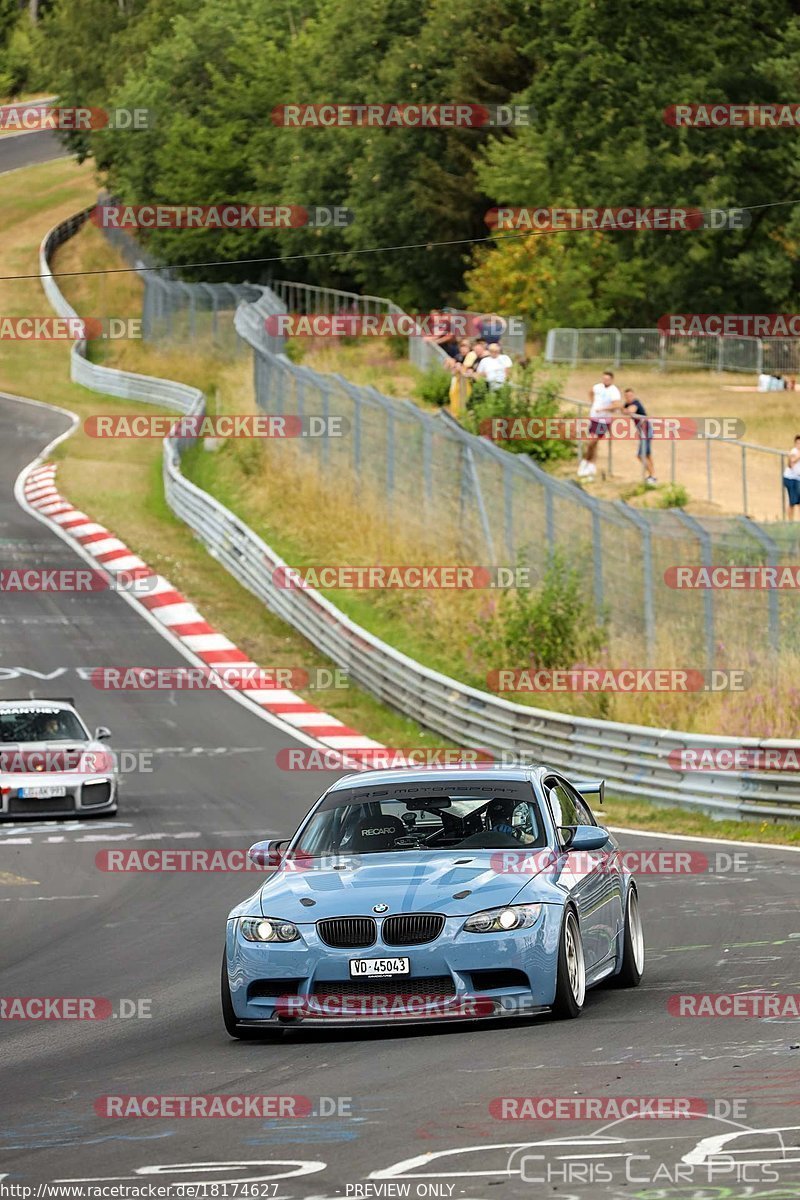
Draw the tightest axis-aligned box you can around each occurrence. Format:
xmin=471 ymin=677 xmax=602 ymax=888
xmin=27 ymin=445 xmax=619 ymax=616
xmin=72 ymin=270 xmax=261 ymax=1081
xmin=463 ymin=904 xmax=542 ymax=933
xmin=240 ymin=917 xmax=300 ymax=943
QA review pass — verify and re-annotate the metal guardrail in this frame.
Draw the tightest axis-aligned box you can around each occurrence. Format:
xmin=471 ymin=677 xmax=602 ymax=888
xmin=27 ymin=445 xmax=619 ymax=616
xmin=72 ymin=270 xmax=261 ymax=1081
xmin=38 ymin=208 xmax=800 ymax=821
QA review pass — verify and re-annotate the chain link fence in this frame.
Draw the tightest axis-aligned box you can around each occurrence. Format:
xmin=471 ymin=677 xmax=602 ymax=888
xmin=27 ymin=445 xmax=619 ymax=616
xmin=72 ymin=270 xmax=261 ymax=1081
xmin=97 ymin=226 xmax=800 ymax=666
xmin=545 ymin=325 xmax=800 ymax=375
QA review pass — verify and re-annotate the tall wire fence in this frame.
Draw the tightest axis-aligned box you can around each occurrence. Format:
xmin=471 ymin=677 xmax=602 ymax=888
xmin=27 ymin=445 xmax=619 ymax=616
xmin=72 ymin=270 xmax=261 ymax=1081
xmin=98 ymin=226 xmax=800 ymax=666
xmin=545 ymin=326 xmax=800 ymax=374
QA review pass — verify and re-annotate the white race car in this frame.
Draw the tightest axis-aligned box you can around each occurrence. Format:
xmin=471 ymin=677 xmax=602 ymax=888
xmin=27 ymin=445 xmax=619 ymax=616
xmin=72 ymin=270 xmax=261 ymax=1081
xmin=0 ymin=699 xmax=117 ymax=819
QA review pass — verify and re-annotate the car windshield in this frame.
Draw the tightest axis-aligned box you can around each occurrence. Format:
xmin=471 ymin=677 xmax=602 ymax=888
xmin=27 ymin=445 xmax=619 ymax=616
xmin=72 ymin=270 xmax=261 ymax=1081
xmin=295 ymin=781 xmax=548 ymax=856
xmin=0 ymin=708 xmax=87 ymax=742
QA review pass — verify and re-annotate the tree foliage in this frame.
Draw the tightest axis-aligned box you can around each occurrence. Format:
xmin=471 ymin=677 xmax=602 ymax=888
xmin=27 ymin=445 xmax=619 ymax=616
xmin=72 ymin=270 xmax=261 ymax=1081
xmin=31 ymin=0 xmax=800 ymax=321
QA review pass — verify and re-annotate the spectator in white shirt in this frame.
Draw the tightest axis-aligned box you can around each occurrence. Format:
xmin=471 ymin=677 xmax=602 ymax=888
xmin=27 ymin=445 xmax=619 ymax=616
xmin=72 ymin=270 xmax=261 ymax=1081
xmin=578 ymin=370 xmax=623 ymax=479
xmin=476 ymin=342 xmax=513 ymax=389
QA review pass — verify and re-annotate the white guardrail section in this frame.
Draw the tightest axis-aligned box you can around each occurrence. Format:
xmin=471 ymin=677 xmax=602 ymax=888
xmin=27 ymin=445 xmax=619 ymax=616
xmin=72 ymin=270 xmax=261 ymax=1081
xmin=40 ymin=209 xmax=800 ymax=822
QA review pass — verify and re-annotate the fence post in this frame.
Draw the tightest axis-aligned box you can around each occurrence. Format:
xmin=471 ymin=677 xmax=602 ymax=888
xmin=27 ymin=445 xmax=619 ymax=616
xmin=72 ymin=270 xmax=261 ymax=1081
xmin=504 ymin=459 xmax=516 ymax=559
xmin=614 ymin=502 xmax=655 ymax=659
xmin=674 ymin=510 xmax=715 ymax=670
xmin=458 ymin=443 xmax=496 ymax=562
xmin=740 ymin=517 xmax=779 ymax=651
xmin=422 ymin=415 xmax=434 ymax=508
xmin=561 ymin=486 xmax=605 ymax=613
xmin=741 ymin=444 xmax=748 ymax=515
xmin=614 ymin=330 xmax=622 ymax=367
xmin=706 ymin=439 xmax=712 ymax=502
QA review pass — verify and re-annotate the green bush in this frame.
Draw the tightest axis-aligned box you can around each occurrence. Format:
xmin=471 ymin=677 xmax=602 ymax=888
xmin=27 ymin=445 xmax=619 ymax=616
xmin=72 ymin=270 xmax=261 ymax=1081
xmin=654 ymin=482 xmax=689 ymax=509
xmin=461 ymin=363 xmax=573 ymax=464
xmin=414 ymin=366 xmax=451 ymax=407
xmin=473 ymin=549 xmax=607 ymax=672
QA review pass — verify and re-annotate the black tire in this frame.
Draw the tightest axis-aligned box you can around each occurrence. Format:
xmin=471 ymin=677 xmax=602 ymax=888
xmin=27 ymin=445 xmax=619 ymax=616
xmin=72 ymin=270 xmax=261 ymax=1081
xmin=614 ymin=886 xmax=645 ymax=988
xmin=551 ymin=908 xmax=586 ymax=1019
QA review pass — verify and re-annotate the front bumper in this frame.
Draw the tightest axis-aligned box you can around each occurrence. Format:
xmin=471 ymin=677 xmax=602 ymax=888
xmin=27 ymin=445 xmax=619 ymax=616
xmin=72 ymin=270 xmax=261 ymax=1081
xmin=225 ymin=905 xmax=563 ymax=1026
xmin=0 ymin=774 xmax=117 ymax=819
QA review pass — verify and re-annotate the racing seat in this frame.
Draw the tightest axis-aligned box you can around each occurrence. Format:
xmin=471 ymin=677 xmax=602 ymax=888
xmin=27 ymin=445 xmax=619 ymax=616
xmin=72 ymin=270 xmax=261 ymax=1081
xmin=349 ymin=815 xmax=407 ymax=852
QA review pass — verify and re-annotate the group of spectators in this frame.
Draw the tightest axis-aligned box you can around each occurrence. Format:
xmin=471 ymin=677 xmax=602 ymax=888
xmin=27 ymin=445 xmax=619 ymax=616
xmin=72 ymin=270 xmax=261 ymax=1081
xmin=579 ymin=369 xmax=656 ymax=484
xmin=425 ymin=311 xmax=514 ymax=412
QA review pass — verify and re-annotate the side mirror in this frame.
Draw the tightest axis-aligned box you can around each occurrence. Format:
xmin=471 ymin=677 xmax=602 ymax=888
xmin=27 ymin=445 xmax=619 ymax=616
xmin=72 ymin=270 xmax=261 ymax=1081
xmin=94 ymin=726 xmax=111 ymax=741
xmin=248 ymin=838 xmax=288 ymax=867
xmin=565 ymin=825 xmax=610 ymax=852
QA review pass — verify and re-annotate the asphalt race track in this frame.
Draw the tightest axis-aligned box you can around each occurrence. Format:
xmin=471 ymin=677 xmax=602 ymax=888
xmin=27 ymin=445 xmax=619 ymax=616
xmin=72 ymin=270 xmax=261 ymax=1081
xmin=2 ymin=396 xmax=800 ymax=1197
xmin=0 ymin=130 xmax=68 ymax=176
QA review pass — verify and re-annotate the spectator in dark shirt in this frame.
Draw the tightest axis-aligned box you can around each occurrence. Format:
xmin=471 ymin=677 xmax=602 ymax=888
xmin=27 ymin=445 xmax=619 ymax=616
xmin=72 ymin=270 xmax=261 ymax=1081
xmin=623 ymin=388 xmax=656 ymax=484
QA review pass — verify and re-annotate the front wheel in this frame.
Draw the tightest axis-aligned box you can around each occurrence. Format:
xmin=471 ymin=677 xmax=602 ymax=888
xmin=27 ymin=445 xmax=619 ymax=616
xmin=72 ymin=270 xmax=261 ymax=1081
xmin=614 ymin=886 xmax=645 ymax=987
xmin=551 ymin=909 xmax=586 ymax=1019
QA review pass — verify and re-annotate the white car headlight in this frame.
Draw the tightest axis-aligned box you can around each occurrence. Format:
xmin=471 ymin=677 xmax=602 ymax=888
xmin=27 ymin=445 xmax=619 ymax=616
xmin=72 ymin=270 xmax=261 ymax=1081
xmin=240 ymin=917 xmax=300 ymax=943
xmin=463 ymin=904 xmax=542 ymax=933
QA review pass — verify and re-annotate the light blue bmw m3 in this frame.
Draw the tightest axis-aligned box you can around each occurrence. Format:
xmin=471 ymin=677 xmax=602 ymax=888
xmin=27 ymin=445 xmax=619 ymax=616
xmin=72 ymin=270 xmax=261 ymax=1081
xmin=221 ymin=766 xmax=644 ymax=1037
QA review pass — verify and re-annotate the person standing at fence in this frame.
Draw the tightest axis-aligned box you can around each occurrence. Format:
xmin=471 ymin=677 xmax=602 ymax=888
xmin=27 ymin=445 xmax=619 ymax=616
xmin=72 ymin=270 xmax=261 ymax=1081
xmin=449 ymin=339 xmax=479 ymax=416
xmin=783 ymin=435 xmax=800 ymax=520
xmin=623 ymin=387 xmax=656 ymax=485
xmin=579 ymin=370 xmax=622 ymax=479
xmin=476 ymin=341 xmax=513 ymax=389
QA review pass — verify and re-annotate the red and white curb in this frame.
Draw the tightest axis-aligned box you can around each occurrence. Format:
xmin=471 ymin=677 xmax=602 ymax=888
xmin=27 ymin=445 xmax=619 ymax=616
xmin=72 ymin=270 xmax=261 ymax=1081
xmin=22 ymin=459 xmax=383 ymax=757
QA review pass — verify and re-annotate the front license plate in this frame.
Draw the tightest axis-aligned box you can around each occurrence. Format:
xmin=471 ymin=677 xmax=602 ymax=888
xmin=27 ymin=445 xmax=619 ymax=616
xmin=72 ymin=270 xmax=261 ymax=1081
xmin=19 ymin=786 xmax=67 ymax=799
xmin=349 ymin=957 xmax=410 ymax=978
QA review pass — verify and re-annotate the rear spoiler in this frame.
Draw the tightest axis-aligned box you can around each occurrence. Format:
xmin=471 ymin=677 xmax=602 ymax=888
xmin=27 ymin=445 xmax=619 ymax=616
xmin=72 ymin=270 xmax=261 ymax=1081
xmin=574 ymin=778 xmax=605 ymax=807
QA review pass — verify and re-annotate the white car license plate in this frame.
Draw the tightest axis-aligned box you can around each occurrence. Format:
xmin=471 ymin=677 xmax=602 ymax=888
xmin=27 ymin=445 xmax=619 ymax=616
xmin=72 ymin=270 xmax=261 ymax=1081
xmin=349 ymin=957 xmax=410 ymax=978
xmin=19 ymin=785 xmax=67 ymax=799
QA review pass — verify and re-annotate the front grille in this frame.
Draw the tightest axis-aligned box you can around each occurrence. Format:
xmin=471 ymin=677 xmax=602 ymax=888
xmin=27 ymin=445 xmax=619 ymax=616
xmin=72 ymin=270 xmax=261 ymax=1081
xmin=312 ymin=975 xmax=456 ymax=1001
xmin=382 ymin=913 xmax=444 ymax=946
xmin=81 ymin=781 xmax=112 ymax=808
xmin=317 ymin=917 xmax=376 ymax=949
xmin=7 ymin=795 xmax=75 ymax=815
xmin=248 ymin=979 xmax=303 ymax=1000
